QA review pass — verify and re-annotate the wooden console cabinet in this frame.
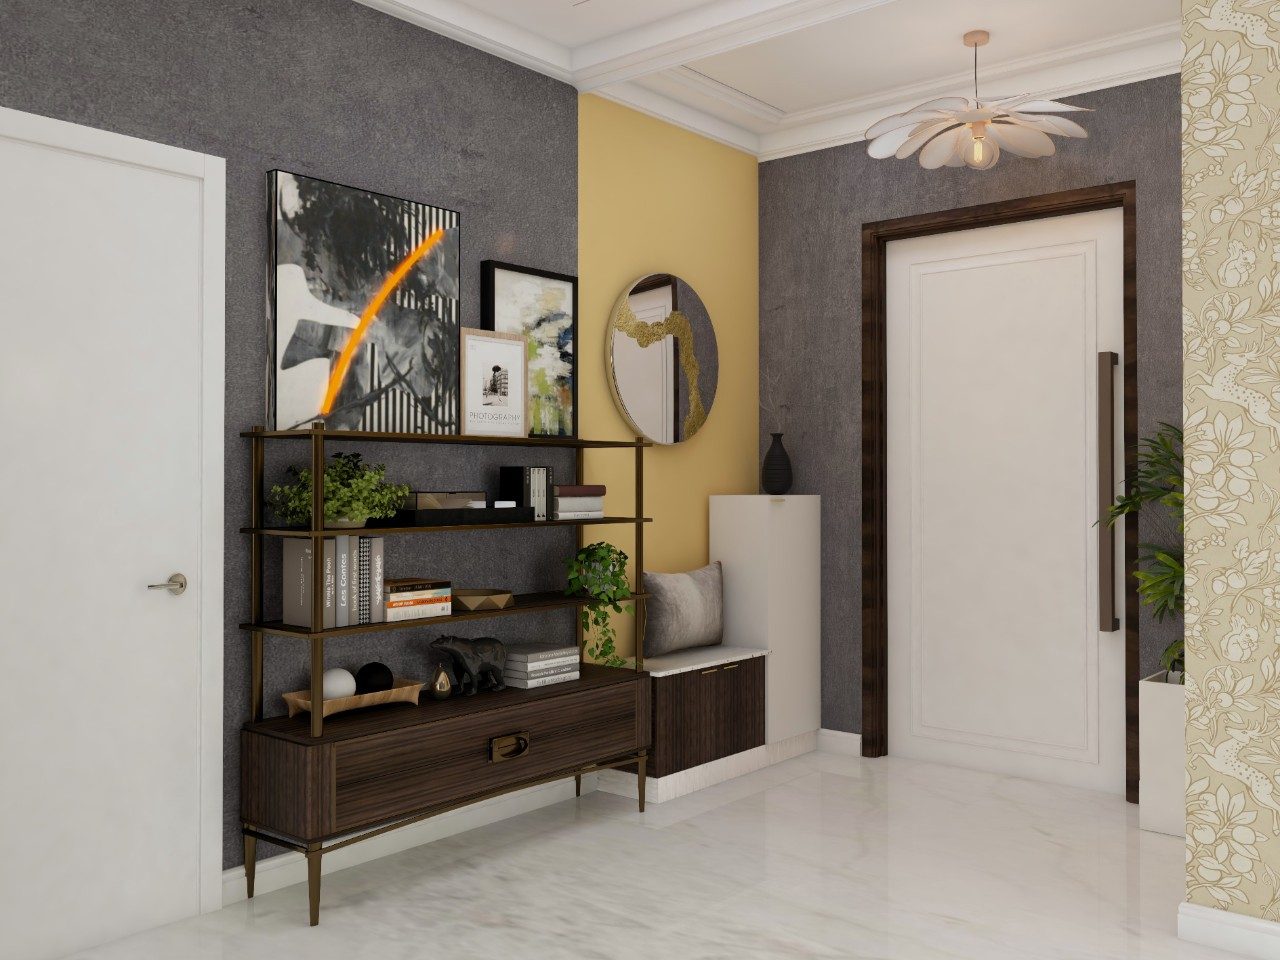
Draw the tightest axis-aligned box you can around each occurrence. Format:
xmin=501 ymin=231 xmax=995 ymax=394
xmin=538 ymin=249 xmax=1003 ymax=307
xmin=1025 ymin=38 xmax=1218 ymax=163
xmin=242 ymin=665 xmax=649 ymax=924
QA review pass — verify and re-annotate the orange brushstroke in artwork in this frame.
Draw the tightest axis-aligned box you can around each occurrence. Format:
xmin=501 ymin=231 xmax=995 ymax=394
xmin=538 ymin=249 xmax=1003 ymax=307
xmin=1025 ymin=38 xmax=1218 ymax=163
xmin=320 ymin=227 xmax=447 ymax=416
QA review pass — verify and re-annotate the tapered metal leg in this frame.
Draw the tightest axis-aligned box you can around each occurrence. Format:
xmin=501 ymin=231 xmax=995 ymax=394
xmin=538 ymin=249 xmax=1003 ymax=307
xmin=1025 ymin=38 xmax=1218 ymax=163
xmin=575 ymin=774 xmax=582 ymax=797
xmin=306 ymin=845 xmax=322 ymax=926
xmin=637 ymin=753 xmax=647 ymax=813
xmin=244 ymin=833 xmax=257 ymax=899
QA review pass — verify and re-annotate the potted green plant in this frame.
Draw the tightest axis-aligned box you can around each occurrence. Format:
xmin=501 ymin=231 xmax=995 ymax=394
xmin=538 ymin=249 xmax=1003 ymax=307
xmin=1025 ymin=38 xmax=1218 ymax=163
xmin=565 ymin=542 xmax=633 ymax=668
xmin=1108 ymin=422 xmax=1184 ymax=836
xmin=269 ymin=452 xmax=409 ymax=528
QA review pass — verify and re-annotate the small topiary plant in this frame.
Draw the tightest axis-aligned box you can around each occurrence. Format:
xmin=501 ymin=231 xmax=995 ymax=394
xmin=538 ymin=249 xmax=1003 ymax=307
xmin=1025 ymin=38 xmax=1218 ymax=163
xmin=269 ymin=452 xmax=409 ymax=527
xmin=566 ymin=541 xmax=634 ymax=668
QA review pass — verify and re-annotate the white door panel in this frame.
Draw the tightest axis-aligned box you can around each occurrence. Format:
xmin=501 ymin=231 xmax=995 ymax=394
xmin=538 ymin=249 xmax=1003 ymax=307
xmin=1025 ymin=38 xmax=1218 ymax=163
xmin=0 ymin=108 xmax=223 ymax=959
xmin=886 ymin=209 xmax=1125 ymax=794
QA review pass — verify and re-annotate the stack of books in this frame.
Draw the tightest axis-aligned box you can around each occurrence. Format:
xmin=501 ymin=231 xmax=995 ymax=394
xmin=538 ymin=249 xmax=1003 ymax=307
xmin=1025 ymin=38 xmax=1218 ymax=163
xmin=282 ymin=535 xmax=386 ymax=629
xmin=385 ymin=578 xmax=452 ymax=622
xmin=504 ymin=641 xmax=580 ymax=689
xmin=553 ymin=484 xmax=605 ymax=520
xmin=498 ymin=466 xmax=554 ymax=521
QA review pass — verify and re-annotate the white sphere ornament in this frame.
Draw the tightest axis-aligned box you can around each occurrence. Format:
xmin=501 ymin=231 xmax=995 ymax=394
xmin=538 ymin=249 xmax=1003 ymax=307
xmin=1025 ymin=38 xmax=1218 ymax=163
xmin=322 ymin=668 xmax=357 ymax=699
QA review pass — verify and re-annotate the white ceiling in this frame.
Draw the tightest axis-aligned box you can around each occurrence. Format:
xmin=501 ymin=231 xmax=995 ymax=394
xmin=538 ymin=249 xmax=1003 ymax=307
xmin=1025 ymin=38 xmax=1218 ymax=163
xmin=355 ymin=0 xmax=1181 ymax=159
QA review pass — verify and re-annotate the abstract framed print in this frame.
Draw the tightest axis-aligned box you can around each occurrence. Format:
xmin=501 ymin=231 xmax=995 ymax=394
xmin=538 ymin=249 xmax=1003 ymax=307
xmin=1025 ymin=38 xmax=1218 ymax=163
xmin=481 ymin=260 xmax=576 ymax=437
xmin=269 ymin=171 xmax=460 ymax=433
xmin=459 ymin=327 xmax=528 ymax=438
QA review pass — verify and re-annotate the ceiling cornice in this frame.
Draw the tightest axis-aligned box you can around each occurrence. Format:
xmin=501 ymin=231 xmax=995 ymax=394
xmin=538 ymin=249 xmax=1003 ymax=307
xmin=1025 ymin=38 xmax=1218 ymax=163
xmin=354 ymin=0 xmax=1181 ymax=162
xmin=354 ymin=0 xmax=573 ymax=81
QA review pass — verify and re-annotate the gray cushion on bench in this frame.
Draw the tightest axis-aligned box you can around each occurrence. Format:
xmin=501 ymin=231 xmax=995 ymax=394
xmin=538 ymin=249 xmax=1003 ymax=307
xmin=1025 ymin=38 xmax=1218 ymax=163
xmin=642 ymin=561 xmax=723 ymax=657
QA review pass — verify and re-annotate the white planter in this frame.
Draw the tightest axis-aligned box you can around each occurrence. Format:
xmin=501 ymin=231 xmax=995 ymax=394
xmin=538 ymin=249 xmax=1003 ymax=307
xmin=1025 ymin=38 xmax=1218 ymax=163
xmin=1139 ymin=672 xmax=1186 ymax=837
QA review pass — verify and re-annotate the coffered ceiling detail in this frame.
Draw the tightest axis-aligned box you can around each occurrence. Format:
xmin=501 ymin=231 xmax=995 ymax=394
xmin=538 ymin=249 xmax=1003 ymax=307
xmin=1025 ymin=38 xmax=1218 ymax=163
xmin=355 ymin=0 xmax=1179 ymax=159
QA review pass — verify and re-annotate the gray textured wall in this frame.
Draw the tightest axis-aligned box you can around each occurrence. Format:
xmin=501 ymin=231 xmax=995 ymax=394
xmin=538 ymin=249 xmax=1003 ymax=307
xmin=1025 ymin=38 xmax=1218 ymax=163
xmin=0 ymin=0 xmax=578 ymax=867
xmin=759 ymin=75 xmax=1181 ymax=733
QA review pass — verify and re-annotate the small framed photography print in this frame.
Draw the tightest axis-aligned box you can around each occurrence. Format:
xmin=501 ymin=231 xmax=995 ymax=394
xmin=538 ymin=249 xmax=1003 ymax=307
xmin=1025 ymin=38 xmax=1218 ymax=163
xmin=460 ymin=327 xmax=528 ymax=437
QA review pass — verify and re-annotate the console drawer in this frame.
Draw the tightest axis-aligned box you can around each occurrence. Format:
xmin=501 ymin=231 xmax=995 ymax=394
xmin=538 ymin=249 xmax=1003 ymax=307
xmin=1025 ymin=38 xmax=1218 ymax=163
xmin=333 ymin=682 xmax=642 ymax=832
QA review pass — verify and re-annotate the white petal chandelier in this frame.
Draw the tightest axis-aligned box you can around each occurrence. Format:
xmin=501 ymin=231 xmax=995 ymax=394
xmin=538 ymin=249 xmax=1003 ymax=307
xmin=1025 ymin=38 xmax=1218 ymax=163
xmin=865 ymin=30 xmax=1089 ymax=171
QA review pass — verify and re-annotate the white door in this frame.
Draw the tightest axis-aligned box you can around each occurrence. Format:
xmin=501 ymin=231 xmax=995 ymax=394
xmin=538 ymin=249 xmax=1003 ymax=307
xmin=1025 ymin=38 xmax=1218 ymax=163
xmin=0 ymin=107 xmax=224 ymax=959
xmin=612 ymin=282 xmax=676 ymax=443
xmin=886 ymin=209 xmax=1125 ymax=795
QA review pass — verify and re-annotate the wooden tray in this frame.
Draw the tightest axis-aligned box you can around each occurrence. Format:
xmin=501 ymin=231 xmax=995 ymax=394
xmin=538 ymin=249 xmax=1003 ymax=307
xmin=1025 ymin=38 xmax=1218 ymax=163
xmin=282 ymin=677 xmax=424 ymax=718
xmin=452 ymin=588 xmax=515 ymax=611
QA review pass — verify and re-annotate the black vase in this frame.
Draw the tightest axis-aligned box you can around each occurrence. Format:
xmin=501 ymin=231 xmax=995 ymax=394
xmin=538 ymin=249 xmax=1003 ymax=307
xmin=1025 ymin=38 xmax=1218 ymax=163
xmin=761 ymin=433 xmax=793 ymax=495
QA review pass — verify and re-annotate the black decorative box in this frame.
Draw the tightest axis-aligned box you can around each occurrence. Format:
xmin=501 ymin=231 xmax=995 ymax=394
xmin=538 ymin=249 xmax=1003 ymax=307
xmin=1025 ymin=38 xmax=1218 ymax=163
xmin=371 ymin=507 xmax=537 ymax=527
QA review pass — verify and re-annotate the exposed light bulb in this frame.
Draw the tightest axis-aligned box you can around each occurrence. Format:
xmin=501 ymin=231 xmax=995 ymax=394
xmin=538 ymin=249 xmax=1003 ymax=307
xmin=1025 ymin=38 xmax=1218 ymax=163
xmin=963 ymin=122 xmax=998 ymax=170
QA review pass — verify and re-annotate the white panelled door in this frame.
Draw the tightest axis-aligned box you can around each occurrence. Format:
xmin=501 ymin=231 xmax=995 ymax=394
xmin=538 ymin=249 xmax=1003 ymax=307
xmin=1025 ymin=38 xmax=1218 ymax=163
xmin=885 ymin=209 xmax=1125 ymax=794
xmin=0 ymin=108 xmax=223 ymax=959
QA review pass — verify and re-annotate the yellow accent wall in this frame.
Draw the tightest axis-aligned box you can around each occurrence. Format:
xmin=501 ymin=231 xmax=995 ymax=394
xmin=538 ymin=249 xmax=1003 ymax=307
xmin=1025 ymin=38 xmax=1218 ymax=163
xmin=578 ymin=94 xmax=759 ymax=659
xmin=1183 ymin=3 xmax=1280 ymax=923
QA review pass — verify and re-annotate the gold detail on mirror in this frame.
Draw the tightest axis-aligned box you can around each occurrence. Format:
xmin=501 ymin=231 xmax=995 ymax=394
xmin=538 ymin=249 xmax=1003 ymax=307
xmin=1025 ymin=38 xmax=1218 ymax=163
xmin=611 ymin=300 xmax=706 ymax=438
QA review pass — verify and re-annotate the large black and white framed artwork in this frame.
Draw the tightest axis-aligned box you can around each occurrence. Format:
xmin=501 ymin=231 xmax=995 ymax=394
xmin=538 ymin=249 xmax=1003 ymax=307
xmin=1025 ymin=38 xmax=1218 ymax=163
xmin=481 ymin=260 xmax=577 ymax=437
xmin=269 ymin=171 xmax=461 ymax=433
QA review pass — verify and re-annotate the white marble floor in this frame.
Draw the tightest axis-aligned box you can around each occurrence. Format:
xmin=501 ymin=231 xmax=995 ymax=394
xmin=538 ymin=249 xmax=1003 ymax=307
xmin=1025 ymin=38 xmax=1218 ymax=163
xmin=69 ymin=750 xmax=1239 ymax=960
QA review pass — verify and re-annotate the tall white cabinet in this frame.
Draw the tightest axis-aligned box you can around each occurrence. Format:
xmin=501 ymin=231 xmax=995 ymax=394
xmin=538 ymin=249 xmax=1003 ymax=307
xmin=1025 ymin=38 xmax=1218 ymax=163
xmin=710 ymin=495 xmax=821 ymax=744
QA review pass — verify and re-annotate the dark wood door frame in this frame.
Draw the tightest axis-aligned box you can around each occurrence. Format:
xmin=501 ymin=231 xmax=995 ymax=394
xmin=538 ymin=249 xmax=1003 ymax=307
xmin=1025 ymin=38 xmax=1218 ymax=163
xmin=860 ymin=182 xmax=1140 ymax=803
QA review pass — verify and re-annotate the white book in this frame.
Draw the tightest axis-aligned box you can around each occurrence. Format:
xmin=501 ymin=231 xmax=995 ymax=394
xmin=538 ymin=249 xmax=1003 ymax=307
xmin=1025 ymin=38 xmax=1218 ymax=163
xmin=556 ymin=510 xmax=605 ymax=520
xmin=505 ymin=671 xmax=579 ymax=689
xmin=555 ymin=496 xmax=605 ymax=512
xmin=504 ymin=656 xmax=579 ymax=676
xmin=386 ymin=603 xmax=452 ymax=623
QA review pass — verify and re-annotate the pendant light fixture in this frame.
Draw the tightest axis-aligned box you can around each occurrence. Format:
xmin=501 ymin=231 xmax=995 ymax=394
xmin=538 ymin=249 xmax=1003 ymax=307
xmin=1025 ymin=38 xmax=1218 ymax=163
xmin=865 ymin=30 xmax=1089 ymax=170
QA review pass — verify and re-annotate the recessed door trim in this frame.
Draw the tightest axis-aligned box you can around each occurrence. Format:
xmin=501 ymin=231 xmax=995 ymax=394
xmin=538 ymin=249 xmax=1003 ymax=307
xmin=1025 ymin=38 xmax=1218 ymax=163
xmin=860 ymin=182 xmax=1139 ymax=802
xmin=0 ymin=105 xmax=227 ymax=906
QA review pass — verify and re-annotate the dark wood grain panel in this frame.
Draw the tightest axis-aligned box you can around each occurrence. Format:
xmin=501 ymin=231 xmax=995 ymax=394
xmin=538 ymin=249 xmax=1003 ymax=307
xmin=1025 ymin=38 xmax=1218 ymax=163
xmin=649 ymin=657 xmax=765 ymax=778
xmin=335 ymin=712 xmax=638 ymax=833
xmin=334 ymin=683 xmax=639 ymax=784
xmin=859 ymin=183 xmax=1140 ymax=794
xmin=241 ymin=731 xmax=333 ymax=839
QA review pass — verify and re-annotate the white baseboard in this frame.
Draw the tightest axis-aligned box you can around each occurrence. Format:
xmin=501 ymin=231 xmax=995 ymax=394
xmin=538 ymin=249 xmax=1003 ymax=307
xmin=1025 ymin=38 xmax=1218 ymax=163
xmin=597 ymin=730 xmax=818 ymax=804
xmin=1179 ymin=902 xmax=1280 ymax=959
xmin=223 ymin=775 xmax=594 ymax=906
xmin=817 ymin=728 xmax=863 ymax=755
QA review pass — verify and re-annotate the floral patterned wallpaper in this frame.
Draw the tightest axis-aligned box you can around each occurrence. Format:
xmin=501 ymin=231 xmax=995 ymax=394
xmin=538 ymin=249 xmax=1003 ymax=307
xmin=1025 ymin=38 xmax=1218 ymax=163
xmin=1184 ymin=0 xmax=1280 ymax=922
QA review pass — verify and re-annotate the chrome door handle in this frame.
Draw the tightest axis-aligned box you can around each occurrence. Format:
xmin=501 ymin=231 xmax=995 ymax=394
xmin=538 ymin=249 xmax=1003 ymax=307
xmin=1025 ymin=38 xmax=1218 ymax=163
xmin=147 ymin=573 xmax=187 ymax=596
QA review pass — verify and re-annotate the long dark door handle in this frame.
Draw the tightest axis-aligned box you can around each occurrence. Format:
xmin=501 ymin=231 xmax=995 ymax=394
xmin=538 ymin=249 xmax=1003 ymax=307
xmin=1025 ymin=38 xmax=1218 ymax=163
xmin=1098 ymin=351 xmax=1119 ymax=632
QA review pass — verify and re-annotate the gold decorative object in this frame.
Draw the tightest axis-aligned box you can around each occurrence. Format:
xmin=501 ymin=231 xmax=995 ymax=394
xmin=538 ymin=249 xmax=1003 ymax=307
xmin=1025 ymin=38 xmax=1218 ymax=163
xmin=282 ymin=677 xmax=423 ymax=718
xmin=452 ymin=588 xmax=515 ymax=611
xmin=429 ymin=663 xmax=453 ymax=700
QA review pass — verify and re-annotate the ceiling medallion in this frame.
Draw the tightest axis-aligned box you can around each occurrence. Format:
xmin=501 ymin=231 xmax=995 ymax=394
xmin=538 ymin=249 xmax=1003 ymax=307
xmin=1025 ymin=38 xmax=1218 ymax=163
xmin=865 ymin=30 xmax=1089 ymax=171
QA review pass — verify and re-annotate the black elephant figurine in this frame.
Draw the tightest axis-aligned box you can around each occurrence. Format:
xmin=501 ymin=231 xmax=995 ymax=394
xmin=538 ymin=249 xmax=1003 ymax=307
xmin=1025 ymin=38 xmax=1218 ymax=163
xmin=430 ymin=636 xmax=507 ymax=695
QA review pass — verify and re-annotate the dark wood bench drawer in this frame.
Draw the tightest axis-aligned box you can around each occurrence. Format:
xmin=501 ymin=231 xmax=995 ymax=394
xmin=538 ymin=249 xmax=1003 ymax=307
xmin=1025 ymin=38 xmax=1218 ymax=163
xmin=651 ymin=655 xmax=764 ymax=778
xmin=333 ymin=682 xmax=642 ymax=832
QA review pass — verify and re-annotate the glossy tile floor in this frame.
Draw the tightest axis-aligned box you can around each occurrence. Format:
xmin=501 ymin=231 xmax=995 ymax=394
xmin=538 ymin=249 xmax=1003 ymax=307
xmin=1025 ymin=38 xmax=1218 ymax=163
xmin=70 ymin=750 xmax=1239 ymax=960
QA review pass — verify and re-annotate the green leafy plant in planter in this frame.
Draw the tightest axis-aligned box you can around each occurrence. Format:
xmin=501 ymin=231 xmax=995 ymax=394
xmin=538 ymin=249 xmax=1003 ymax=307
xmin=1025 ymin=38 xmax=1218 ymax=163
xmin=269 ymin=452 xmax=409 ymax=528
xmin=1108 ymin=422 xmax=1185 ymax=680
xmin=566 ymin=541 xmax=634 ymax=668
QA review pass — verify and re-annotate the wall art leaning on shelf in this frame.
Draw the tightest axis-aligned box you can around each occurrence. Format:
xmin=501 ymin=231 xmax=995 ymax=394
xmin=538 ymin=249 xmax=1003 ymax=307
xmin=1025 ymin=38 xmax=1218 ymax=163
xmin=268 ymin=170 xmax=461 ymax=433
xmin=459 ymin=327 xmax=528 ymax=437
xmin=481 ymin=260 xmax=577 ymax=437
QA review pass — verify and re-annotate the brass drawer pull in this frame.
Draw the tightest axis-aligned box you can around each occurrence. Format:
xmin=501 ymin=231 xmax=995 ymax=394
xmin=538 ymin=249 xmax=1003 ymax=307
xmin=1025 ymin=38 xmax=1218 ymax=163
xmin=489 ymin=732 xmax=530 ymax=763
xmin=701 ymin=668 xmax=719 ymax=675
xmin=722 ymin=663 xmax=739 ymax=671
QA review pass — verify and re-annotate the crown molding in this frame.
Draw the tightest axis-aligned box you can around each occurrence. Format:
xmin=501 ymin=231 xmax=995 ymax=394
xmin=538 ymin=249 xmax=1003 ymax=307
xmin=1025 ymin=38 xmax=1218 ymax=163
xmin=756 ymin=21 xmax=1180 ymax=160
xmin=589 ymin=85 xmax=761 ymax=156
xmin=572 ymin=0 xmax=901 ymax=91
xmin=353 ymin=0 xmax=573 ymax=82
xmin=661 ymin=67 xmax=788 ymax=125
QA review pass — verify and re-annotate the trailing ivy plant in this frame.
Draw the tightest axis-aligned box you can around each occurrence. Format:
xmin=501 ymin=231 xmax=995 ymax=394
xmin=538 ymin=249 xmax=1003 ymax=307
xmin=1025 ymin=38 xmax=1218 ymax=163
xmin=566 ymin=541 xmax=633 ymax=668
xmin=269 ymin=452 xmax=409 ymax=527
xmin=1108 ymin=422 xmax=1185 ymax=679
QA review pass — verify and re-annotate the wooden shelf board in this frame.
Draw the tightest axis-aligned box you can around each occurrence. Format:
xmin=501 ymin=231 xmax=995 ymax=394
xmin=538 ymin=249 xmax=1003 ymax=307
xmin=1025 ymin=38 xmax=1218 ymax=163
xmin=241 ymin=428 xmax=649 ymax=449
xmin=245 ymin=663 xmax=644 ymax=744
xmin=243 ymin=517 xmax=653 ymax=537
xmin=244 ymin=590 xmax=649 ymax=639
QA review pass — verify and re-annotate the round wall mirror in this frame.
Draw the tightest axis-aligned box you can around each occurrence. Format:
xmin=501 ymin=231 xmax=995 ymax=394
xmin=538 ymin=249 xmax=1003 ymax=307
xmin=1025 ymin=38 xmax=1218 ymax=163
xmin=607 ymin=274 xmax=718 ymax=444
